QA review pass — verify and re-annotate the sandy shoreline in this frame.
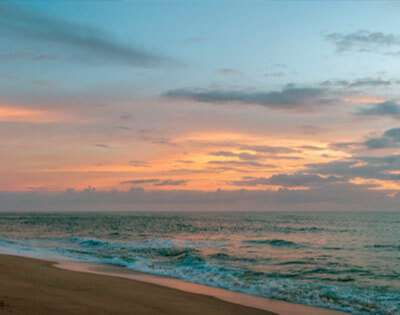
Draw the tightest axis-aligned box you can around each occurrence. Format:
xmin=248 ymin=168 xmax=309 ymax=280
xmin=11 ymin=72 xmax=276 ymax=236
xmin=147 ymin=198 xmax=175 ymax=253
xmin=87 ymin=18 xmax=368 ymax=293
xmin=0 ymin=254 xmax=347 ymax=315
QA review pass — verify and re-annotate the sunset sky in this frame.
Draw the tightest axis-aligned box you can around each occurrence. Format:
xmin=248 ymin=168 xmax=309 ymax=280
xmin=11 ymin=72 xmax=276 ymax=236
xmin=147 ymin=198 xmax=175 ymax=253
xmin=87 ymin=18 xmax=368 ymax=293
xmin=2 ymin=0 xmax=400 ymax=211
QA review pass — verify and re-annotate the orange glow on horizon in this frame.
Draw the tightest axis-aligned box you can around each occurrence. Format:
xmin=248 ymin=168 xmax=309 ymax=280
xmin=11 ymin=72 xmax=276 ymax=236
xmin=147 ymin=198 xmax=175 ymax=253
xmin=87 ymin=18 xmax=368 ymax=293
xmin=6 ymin=130 xmax=353 ymax=192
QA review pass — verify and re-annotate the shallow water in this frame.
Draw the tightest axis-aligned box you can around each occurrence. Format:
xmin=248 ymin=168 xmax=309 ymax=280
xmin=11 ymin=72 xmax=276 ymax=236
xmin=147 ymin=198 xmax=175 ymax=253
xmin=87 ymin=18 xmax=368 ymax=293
xmin=0 ymin=212 xmax=399 ymax=314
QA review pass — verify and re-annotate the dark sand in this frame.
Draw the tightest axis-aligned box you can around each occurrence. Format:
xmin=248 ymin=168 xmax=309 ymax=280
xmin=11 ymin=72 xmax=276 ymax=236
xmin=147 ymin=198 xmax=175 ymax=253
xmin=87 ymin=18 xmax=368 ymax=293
xmin=0 ymin=254 xmax=274 ymax=315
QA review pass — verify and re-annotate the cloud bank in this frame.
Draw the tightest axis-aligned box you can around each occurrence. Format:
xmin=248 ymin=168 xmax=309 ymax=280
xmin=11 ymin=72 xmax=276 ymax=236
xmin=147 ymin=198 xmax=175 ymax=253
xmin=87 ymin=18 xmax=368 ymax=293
xmin=0 ymin=4 xmax=171 ymax=67
xmin=1 ymin=185 xmax=398 ymax=212
xmin=357 ymin=101 xmax=400 ymax=119
xmin=232 ymin=173 xmax=343 ymax=187
xmin=121 ymin=179 xmax=187 ymax=186
xmin=163 ymin=86 xmax=332 ymax=111
xmin=364 ymin=128 xmax=400 ymax=149
xmin=325 ymin=30 xmax=400 ymax=53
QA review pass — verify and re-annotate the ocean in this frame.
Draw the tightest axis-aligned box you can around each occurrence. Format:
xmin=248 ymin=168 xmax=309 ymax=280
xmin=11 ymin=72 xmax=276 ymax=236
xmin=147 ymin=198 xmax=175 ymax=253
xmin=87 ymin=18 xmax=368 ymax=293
xmin=0 ymin=211 xmax=398 ymax=314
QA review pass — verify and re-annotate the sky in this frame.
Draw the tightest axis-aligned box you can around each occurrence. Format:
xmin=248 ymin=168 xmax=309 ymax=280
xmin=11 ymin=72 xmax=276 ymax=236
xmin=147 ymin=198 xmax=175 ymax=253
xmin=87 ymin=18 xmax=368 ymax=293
xmin=1 ymin=0 xmax=400 ymax=211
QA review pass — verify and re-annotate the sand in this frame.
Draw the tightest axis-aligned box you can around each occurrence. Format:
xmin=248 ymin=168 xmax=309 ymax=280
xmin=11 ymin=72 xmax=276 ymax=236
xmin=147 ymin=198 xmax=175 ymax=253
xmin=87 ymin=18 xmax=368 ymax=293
xmin=0 ymin=254 xmax=274 ymax=315
xmin=0 ymin=254 xmax=347 ymax=315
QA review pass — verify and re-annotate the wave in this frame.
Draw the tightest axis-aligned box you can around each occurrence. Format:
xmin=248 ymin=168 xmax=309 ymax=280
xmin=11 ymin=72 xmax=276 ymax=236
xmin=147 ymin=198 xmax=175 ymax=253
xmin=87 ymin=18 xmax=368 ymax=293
xmin=0 ymin=238 xmax=17 ymax=246
xmin=67 ymin=237 xmax=205 ymax=266
xmin=366 ymin=244 xmax=400 ymax=251
xmin=322 ymin=246 xmax=344 ymax=251
xmin=273 ymin=226 xmax=325 ymax=233
xmin=276 ymin=260 xmax=309 ymax=265
xmin=0 ymin=234 xmax=399 ymax=314
xmin=208 ymin=252 xmax=258 ymax=263
xmin=244 ymin=239 xmax=303 ymax=248
xmin=75 ymin=238 xmax=109 ymax=248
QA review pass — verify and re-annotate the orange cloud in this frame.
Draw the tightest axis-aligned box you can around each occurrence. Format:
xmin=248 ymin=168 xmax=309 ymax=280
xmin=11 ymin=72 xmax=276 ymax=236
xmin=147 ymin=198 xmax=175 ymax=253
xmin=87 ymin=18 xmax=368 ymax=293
xmin=0 ymin=128 xmax=367 ymax=192
xmin=350 ymin=177 xmax=400 ymax=191
xmin=343 ymin=95 xmax=385 ymax=105
xmin=0 ymin=105 xmax=66 ymax=123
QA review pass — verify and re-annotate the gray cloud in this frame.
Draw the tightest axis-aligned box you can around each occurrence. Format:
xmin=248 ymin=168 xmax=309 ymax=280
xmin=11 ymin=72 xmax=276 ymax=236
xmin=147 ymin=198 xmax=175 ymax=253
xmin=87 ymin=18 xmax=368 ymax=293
xmin=163 ymin=86 xmax=333 ymax=111
xmin=136 ymin=129 xmax=176 ymax=147
xmin=232 ymin=173 xmax=343 ymax=187
xmin=321 ymin=78 xmax=393 ymax=88
xmin=325 ymin=30 xmax=400 ymax=53
xmin=356 ymin=101 xmax=400 ymax=119
xmin=210 ymin=151 xmax=260 ymax=160
xmin=0 ymin=4 xmax=171 ymax=67
xmin=94 ymin=143 xmax=111 ymax=149
xmin=175 ymin=160 xmax=195 ymax=164
xmin=0 ymin=51 xmax=59 ymax=62
xmin=298 ymin=125 xmax=328 ymax=136
xmin=121 ymin=179 xmax=160 ymax=185
xmin=128 ymin=160 xmax=149 ymax=167
xmin=207 ymin=160 xmax=275 ymax=169
xmin=218 ymin=68 xmax=242 ymax=76
xmin=1 ymin=184 xmax=398 ymax=212
xmin=362 ymin=155 xmax=400 ymax=166
xmin=364 ymin=128 xmax=400 ymax=149
xmin=265 ymin=71 xmax=285 ymax=78
xmin=154 ymin=180 xmax=187 ymax=186
xmin=307 ymin=155 xmax=400 ymax=182
xmin=121 ymin=179 xmax=187 ymax=186
xmin=329 ymin=141 xmax=361 ymax=152
xmin=261 ymin=155 xmax=302 ymax=161
xmin=116 ymin=126 xmax=132 ymax=131
xmin=299 ymin=145 xmax=325 ymax=151
xmin=209 ymin=150 xmax=301 ymax=161
xmin=240 ymin=144 xmax=300 ymax=154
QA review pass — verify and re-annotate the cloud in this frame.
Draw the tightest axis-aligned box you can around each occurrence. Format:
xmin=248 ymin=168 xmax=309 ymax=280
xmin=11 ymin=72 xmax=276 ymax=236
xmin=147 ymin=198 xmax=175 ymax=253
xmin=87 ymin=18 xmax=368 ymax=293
xmin=116 ymin=126 xmax=131 ymax=131
xmin=240 ymin=144 xmax=300 ymax=154
xmin=136 ymin=129 xmax=176 ymax=146
xmin=330 ymin=127 xmax=400 ymax=153
xmin=163 ymin=86 xmax=333 ymax=111
xmin=94 ymin=144 xmax=111 ymax=149
xmin=329 ymin=141 xmax=361 ymax=152
xmin=232 ymin=173 xmax=342 ymax=187
xmin=121 ymin=179 xmax=187 ymax=186
xmin=298 ymin=125 xmax=328 ymax=135
xmin=209 ymin=149 xmax=301 ymax=161
xmin=121 ymin=179 xmax=160 ymax=185
xmin=128 ymin=160 xmax=149 ymax=167
xmin=307 ymin=155 xmax=400 ymax=181
xmin=0 ymin=104 xmax=66 ymax=123
xmin=356 ymin=101 xmax=400 ymax=119
xmin=209 ymin=151 xmax=260 ymax=160
xmin=218 ymin=68 xmax=242 ymax=76
xmin=0 ymin=4 xmax=171 ymax=67
xmin=1 ymin=184 xmax=399 ymax=212
xmin=207 ymin=160 xmax=275 ymax=169
xmin=262 ymin=155 xmax=303 ymax=161
xmin=264 ymin=71 xmax=285 ymax=78
xmin=321 ymin=78 xmax=393 ymax=88
xmin=184 ymin=36 xmax=207 ymax=44
xmin=364 ymin=128 xmax=400 ymax=149
xmin=299 ymin=145 xmax=325 ymax=151
xmin=0 ymin=51 xmax=59 ymax=62
xmin=325 ymin=30 xmax=400 ymax=53
xmin=154 ymin=180 xmax=187 ymax=186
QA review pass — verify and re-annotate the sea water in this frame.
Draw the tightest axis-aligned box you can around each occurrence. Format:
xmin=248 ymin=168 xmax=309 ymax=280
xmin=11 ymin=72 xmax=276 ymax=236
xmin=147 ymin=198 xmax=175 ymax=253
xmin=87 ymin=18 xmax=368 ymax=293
xmin=0 ymin=211 xmax=398 ymax=314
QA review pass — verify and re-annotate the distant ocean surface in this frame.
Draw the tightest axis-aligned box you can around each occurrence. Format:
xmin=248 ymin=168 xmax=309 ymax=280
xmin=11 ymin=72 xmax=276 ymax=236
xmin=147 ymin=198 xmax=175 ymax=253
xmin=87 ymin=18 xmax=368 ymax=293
xmin=0 ymin=212 xmax=399 ymax=314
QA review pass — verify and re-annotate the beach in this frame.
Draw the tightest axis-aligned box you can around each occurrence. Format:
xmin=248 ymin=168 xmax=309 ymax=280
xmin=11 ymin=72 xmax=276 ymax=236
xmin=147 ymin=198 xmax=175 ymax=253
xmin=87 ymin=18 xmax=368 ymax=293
xmin=3 ymin=1 xmax=399 ymax=315
xmin=0 ymin=254 xmax=272 ymax=315
xmin=0 ymin=254 xmax=347 ymax=315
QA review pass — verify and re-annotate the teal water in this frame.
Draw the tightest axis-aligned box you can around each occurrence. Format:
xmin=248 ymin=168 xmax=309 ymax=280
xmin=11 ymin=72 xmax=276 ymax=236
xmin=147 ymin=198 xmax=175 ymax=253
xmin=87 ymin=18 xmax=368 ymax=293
xmin=0 ymin=212 xmax=399 ymax=314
